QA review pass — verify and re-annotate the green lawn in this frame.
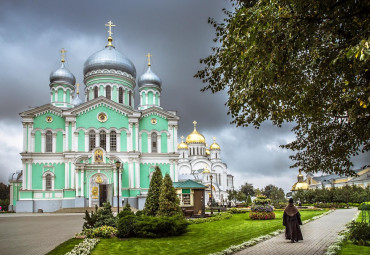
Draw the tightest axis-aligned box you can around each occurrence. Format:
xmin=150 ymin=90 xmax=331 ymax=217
xmin=338 ymin=241 xmax=370 ymax=255
xmin=46 ymin=238 xmax=83 ymax=255
xmin=90 ymin=210 xmax=325 ymax=255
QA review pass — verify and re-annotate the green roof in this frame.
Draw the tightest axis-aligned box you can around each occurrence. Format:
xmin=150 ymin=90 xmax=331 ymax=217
xmin=173 ymin=179 xmax=207 ymax=189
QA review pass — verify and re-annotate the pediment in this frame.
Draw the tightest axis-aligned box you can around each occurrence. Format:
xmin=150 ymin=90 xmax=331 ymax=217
xmin=19 ymin=103 xmax=63 ymax=118
xmin=140 ymin=107 xmax=179 ymax=120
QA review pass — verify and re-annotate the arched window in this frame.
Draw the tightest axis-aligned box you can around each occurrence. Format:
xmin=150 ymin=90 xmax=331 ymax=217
xmin=110 ymin=131 xmax=117 ymax=151
xmin=106 ymin=86 xmax=111 ymax=100
xmin=151 ymin=133 xmax=157 ymax=152
xmin=119 ymin=87 xmax=123 ymax=103
xmin=45 ymin=131 xmax=53 ymax=152
xmin=45 ymin=174 xmax=52 ymax=190
xmin=100 ymin=131 xmax=106 ymax=150
xmin=129 ymin=91 xmax=132 ymax=106
xmin=89 ymin=130 xmax=96 ymax=151
xmin=94 ymin=87 xmax=98 ymax=98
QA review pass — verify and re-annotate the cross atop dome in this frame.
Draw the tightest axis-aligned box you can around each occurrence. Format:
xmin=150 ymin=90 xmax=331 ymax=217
xmin=60 ymin=48 xmax=67 ymax=63
xmin=76 ymin=83 xmax=80 ymax=94
xmin=146 ymin=53 xmax=152 ymax=66
xmin=193 ymin=120 xmax=197 ymax=129
xmin=105 ymin=21 xmax=116 ymax=47
xmin=181 ymin=135 xmax=184 ymax=141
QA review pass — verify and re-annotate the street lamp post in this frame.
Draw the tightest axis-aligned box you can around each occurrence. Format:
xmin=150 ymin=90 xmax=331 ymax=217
xmin=115 ymin=161 xmax=121 ymax=213
xmin=210 ymin=174 xmax=213 ymax=215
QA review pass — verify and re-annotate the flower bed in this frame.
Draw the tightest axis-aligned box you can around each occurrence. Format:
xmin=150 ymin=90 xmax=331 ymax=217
xmin=250 ymin=195 xmax=275 ymax=220
xmin=65 ymin=238 xmax=100 ymax=255
xmin=249 ymin=211 xmax=275 ymax=220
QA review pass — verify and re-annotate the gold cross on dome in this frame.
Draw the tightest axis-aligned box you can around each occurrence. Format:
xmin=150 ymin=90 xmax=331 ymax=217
xmin=76 ymin=83 xmax=80 ymax=94
xmin=213 ymin=137 xmax=216 ymax=142
xmin=181 ymin=135 xmax=184 ymax=141
xmin=60 ymin=48 xmax=67 ymax=63
xmin=193 ymin=120 xmax=197 ymax=127
xmin=146 ymin=53 xmax=152 ymax=66
xmin=105 ymin=21 xmax=116 ymax=37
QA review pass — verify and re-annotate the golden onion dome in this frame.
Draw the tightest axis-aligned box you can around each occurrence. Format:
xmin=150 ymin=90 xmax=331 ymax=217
xmin=203 ymin=165 xmax=210 ymax=174
xmin=177 ymin=136 xmax=188 ymax=150
xmin=186 ymin=121 xmax=206 ymax=144
xmin=210 ymin=137 xmax=221 ymax=150
xmin=291 ymin=182 xmax=309 ymax=191
xmin=206 ymin=149 xmax=210 ymax=156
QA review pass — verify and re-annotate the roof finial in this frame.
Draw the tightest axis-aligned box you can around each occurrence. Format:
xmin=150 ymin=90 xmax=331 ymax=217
xmin=213 ymin=137 xmax=216 ymax=143
xmin=60 ymin=48 xmax=67 ymax=63
xmin=193 ymin=120 xmax=197 ymax=130
xmin=146 ymin=53 xmax=152 ymax=67
xmin=181 ymin=135 xmax=184 ymax=142
xmin=105 ymin=21 xmax=116 ymax=47
xmin=76 ymin=83 xmax=80 ymax=95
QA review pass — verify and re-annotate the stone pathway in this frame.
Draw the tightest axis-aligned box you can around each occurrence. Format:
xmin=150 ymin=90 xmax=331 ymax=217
xmin=235 ymin=208 xmax=357 ymax=255
xmin=0 ymin=213 xmax=85 ymax=255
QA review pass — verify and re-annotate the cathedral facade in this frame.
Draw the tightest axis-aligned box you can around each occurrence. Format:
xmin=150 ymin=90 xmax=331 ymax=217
xmin=8 ymin=22 xmax=234 ymax=212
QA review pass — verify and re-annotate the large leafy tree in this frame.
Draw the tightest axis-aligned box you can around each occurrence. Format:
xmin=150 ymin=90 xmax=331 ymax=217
xmin=143 ymin=166 xmax=163 ymax=216
xmin=240 ymin=182 xmax=255 ymax=197
xmin=195 ymin=0 xmax=370 ymax=176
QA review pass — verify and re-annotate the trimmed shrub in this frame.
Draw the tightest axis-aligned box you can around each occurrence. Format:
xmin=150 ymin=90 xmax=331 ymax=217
xmin=188 ymin=212 xmax=233 ymax=224
xmin=228 ymin=208 xmax=247 ymax=214
xmin=80 ymin=225 xmax=118 ymax=238
xmin=117 ymin=203 xmax=134 ymax=219
xmin=95 ymin=202 xmax=116 ymax=228
xmin=117 ymin=214 xmax=138 ymax=238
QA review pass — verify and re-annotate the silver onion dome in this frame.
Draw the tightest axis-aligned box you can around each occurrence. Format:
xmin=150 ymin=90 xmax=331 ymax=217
xmin=50 ymin=63 xmax=76 ymax=85
xmin=83 ymin=46 xmax=136 ymax=78
xmin=72 ymin=93 xmax=83 ymax=106
xmin=138 ymin=67 xmax=161 ymax=88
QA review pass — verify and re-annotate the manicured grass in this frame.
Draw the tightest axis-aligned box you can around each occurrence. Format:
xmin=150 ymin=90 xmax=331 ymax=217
xmin=90 ymin=210 xmax=325 ymax=255
xmin=45 ymin=238 xmax=83 ymax=255
xmin=338 ymin=240 xmax=370 ymax=255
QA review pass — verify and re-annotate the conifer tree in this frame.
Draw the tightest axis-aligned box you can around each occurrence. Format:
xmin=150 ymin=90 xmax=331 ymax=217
xmin=157 ymin=173 xmax=182 ymax=217
xmin=143 ymin=166 xmax=163 ymax=216
xmin=247 ymin=195 xmax=252 ymax=206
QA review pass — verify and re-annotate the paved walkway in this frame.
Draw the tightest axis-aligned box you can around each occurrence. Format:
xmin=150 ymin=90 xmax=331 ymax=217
xmin=0 ymin=213 xmax=85 ymax=255
xmin=236 ymin=208 xmax=357 ymax=255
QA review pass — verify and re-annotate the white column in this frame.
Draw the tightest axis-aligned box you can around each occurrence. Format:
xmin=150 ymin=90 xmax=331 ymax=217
xmin=50 ymin=92 xmax=53 ymax=103
xmin=28 ymin=124 xmax=32 ymax=152
xmin=31 ymin=133 xmax=35 ymax=152
xmin=135 ymin=160 xmax=140 ymax=188
xmin=63 ymin=90 xmax=66 ymax=102
xmin=65 ymin=161 xmax=69 ymax=189
xmin=71 ymin=122 xmax=76 ymax=151
xmin=106 ymin=133 xmax=110 ymax=152
xmin=22 ymin=123 xmax=27 ymax=152
xmin=128 ymin=124 xmax=133 ymax=151
xmin=116 ymin=133 xmax=121 ymax=152
xmin=41 ymin=134 xmax=46 ymax=153
xmin=113 ymin=170 xmax=117 ymax=196
xmin=158 ymin=95 xmax=161 ymax=106
xmin=71 ymin=163 xmax=75 ymax=189
xmin=76 ymin=170 xmax=79 ymax=196
xmin=52 ymin=133 xmax=57 ymax=152
xmin=135 ymin=125 xmax=138 ymax=151
xmin=174 ymin=126 xmax=178 ymax=153
xmin=85 ymin=133 xmax=89 ymax=152
xmin=27 ymin=162 xmax=31 ymax=190
xmin=167 ymin=132 xmax=172 ymax=153
xmin=81 ymin=170 xmax=84 ymax=197
xmin=152 ymin=93 xmax=155 ymax=105
xmin=145 ymin=92 xmax=148 ymax=105
xmin=174 ymin=162 xmax=178 ymax=182
xmin=129 ymin=160 xmax=134 ymax=188
xmin=96 ymin=133 xmax=100 ymax=148
xmin=170 ymin=161 xmax=174 ymax=181
xmin=157 ymin=135 xmax=161 ymax=153
xmin=148 ymin=135 xmax=152 ymax=153
xmin=22 ymin=162 xmax=26 ymax=190
xmin=65 ymin=123 xmax=69 ymax=151
xmin=138 ymin=135 xmax=141 ymax=152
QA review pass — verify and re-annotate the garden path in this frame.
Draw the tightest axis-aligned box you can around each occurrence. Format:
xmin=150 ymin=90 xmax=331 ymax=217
xmin=235 ymin=208 xmax=357 ymax=255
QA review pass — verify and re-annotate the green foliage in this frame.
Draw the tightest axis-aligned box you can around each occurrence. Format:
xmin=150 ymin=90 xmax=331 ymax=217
xmin=135 ymin=210 xmax=144 ymax=216
xmin=80 ymin=226 xmax=118 ymax=238
xmin=117 ymin=202 xmax=134 ymax=219
xmin=188 ymin=212 xmax=233 ymax=224
xmin=293 ymin=186 xmax=370 ymax=204
xmin=235 ymin=191 xmax=247 ymax=203
xmin=228 ymin=208 xmax=247 ymax=214
xmin=0 ymin=183 xmax=10 ymax=201
xmin=95 ymin=202 xmax=116 ymax=228
xmin=195 ymin=0 xmax=370 ymax=176
xmin=83 ymin=205 xmax=99 ymax=229
xmin=144 ymin=166 xmax=163 ymax=216
xmin=157 ymin=173 xmax=182 ymax=217
xmin=249 ymin=212 xmax=276 ymax=220
xmin=227 ymin=189 xmax=238 ymax=203
xmin=253 ymin=195 xmax=271 ymax=205
xmin=347 ymin=221 xmax=370 ymax=246
xmin=246 ymin=195 xmax=252 ymax=206
xmin=117 ymin=214 xmax=189 ymax=238
xmin=240 ymin=182 xmax=255 ymax=197
xmin=0 ymin=199 xmax=10 ymax=211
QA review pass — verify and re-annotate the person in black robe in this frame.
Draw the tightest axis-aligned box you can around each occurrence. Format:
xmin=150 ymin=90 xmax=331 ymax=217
xmin=283 ymin=198 xmax=303 ymax=243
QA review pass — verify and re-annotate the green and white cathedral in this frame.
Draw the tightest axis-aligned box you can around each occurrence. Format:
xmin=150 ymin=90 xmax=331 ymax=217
xmin=8 ymin=22 xmax=234 ymax=212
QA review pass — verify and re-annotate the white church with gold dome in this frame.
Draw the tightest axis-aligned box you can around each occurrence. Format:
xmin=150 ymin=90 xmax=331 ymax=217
xmin=177 ymin=121 xmax=234 ymax=206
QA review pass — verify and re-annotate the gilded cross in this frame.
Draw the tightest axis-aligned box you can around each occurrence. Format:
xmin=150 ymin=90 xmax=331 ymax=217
xmin=60 ymin=48 xmax=67 ymax=63
xmin=213 ymin=137 xmax=216 ymax=142
xmin=76 ymin=83 xmax=80 ymax=94
xmin=146 ymin=53 xmax=152 ymax=66
xmin=181 ymin=135 xmax=184 ymax=141
xmin=105 ymin=21 xmax=116 ymax=37
xmin=193 ymin=120 xmax=197 ymax=127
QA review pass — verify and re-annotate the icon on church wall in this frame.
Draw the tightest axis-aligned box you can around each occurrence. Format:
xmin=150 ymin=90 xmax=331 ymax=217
xmin=95 ymin=174 xmax=103 ymax=184
xmin=97 ymin=112 xmax=108 ymax=122
xmin=91 ymin=186 xmax=99 ymax=199
xmin=151 ymin=118 xmax=157 ymax=125
xmin=46 ymin=116 xmax=53 ymax=123
xmin=94 ymin=149 xmax=104 ymax=163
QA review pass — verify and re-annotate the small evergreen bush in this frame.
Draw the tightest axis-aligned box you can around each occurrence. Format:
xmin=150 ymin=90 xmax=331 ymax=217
xmin=347 ymin=221 xmax=370 ymax=245
xmin=83 ymin=205 xmax=99 ymax=229
xmin=95 ymin=202 xmax=116 ymax=228
xmin=117 ymin=202 xmax=134 ymax=219
xmin=117 ymin=214 xmax=138 ymax=238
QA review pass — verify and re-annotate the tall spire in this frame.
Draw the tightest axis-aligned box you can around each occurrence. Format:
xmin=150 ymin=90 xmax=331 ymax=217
xmin=105 ymin=21 xmax=116 ymax=47
xmin=60 ymin=48 xmax=67 ymax=63
xmin=146 ymin=53 xmax=152 ymax=66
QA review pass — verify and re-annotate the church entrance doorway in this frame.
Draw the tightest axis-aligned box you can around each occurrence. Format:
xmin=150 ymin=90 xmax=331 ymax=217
xmin=99 ymin=184 xmax=107 ymax=207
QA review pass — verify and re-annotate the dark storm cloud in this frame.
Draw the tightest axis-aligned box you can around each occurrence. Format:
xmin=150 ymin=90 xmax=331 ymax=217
xmin=0 ymin=0 xmax=368 ymax=191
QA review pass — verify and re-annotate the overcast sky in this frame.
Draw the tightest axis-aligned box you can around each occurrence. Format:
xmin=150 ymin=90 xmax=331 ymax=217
xmin=0 ymin=0 xmax=368 ymax=193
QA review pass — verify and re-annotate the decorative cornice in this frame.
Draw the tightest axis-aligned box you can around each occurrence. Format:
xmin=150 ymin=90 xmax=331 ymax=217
xmin=84 ymin=69 xmax=135 ymax=82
